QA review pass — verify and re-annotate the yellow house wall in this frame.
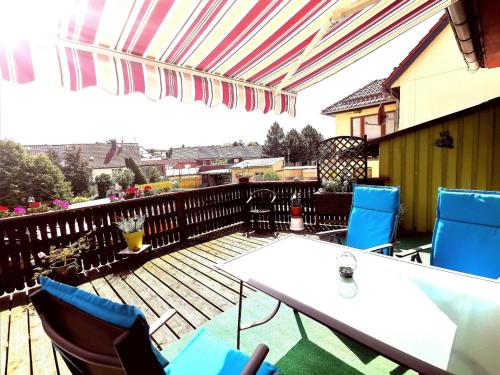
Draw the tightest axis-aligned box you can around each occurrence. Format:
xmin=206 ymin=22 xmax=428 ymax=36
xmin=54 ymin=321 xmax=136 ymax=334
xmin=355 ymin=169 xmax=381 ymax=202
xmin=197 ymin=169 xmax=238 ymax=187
xmin=393 ymin=25 xmax=500 ymax=130
xmin=379 ymin=101 xmax=500 ymax=232
xmin=277 ymin=167 xmax=317 ymax=181
xmin=231 ymin=160 xmax=284 ymax=182
xmin=334 ymin=104 xmax=397 ymax=136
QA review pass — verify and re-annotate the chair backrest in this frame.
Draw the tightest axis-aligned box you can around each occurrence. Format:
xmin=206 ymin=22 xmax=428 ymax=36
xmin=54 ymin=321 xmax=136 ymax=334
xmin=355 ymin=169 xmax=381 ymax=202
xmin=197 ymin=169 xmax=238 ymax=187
xmin=431 ymin=188 xmax=500 ymax=278
xmin=248 ymin=189 xmax=276 ymax=211
xmin=29 ymin=277 xmax=166 ymax=375
xmin=346 ymin=185 xmax=400 ymax=252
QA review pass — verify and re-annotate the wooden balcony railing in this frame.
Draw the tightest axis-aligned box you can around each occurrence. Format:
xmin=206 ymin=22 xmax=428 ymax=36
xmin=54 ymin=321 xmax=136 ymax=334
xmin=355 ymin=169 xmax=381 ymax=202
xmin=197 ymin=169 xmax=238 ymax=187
xmin=0 ymin=181 xmax=322 ymax=295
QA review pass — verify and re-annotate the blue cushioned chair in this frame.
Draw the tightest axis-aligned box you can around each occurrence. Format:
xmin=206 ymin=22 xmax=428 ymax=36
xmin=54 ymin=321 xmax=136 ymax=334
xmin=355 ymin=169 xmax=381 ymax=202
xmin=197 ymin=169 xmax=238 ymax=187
xmin=318 ymin=185 xmax=400 ymax=256
xmin=29 ymin=276 xmax=279 ymax=375
xmin=397 ymin=188 xmax=500 ymax=279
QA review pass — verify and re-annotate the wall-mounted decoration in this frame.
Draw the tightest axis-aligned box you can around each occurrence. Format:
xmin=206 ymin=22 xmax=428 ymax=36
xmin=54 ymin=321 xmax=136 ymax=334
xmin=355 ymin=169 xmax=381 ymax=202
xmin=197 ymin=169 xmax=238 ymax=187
xmin=433 ymin=130 xmax=454 ymax=148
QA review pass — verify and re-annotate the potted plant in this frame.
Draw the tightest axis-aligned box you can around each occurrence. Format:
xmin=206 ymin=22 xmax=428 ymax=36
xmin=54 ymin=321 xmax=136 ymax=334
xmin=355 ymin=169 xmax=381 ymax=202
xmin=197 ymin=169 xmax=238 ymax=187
xmin=116 ymin=215 xmax=145 ymax=251
xmin=314 ymin=176 xmax=354 ymax=229
xmin=238 ymin=172 xmax=252 ymax=183
xmin=34 ymin=235 xmax=91 ymax=281
xmin=290 ymin=193 xmax=302 ymax=217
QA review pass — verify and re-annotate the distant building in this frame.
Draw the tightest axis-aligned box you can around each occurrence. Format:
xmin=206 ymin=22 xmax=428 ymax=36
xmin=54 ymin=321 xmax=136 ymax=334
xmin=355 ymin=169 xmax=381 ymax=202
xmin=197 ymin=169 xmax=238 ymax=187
xmin=24 ymin=140 xmax=141 ymax=178
xmin=171 ymin=145 xmax=262 ymax=165
xmin=231 ymin=157 xmax=284 ymax=182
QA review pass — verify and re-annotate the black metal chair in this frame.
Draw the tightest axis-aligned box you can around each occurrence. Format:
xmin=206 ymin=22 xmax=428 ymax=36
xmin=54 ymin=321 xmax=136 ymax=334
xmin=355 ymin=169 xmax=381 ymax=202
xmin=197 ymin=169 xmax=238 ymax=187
xmin=30 ymin=276 xmax=278 ymax=375
xmin=246 ymin=189 xmax=277 ymax=238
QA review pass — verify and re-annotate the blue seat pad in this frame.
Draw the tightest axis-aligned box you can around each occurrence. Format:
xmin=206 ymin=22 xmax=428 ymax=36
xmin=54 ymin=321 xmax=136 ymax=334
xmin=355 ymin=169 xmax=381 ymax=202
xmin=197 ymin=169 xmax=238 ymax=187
xmin=39 ymin=276 xmax=168 ymax=367
xmin=164 ymin=328 xmax=278 ymax=375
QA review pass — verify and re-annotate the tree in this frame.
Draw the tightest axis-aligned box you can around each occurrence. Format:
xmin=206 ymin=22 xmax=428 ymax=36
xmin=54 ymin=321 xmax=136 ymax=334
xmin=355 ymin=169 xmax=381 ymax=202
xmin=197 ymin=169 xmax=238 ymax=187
xmin=301 ymin=125 xmax=324 ymax=163
xmin=125 ymin=157 xmax=147 ymax=184
xmin=0 ymin=141 xmax=71 ymax=207
xmin=62 ymin=145 xmax=92 ymax=196
xmin=285 ymin=129 xmax=307 ymax=164
xmin=46 ymin=148 xmax=60 ymax=167
xmin=28 ymin=154 xmax=72 ymax=202
xmin=145 ymin=166 xmax=162 ymax=183
xmin=113 ymin=168 xmax=135 ymax=190
xmin=263 ymin=122 xmax=285 ymax=157
xmin=95 ymin=173 xmax=112 ymax=198
xmin=0 ymin=140 xmax=32 ymax=207
xmin=247 ymin=141 xmax=259 ymax=146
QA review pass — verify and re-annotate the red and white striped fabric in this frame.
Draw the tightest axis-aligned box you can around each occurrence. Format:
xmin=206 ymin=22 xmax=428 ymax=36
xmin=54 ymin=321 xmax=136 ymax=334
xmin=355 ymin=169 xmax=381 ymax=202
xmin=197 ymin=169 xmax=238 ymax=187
xmin=0 ymin=0 xmax=452 ymax=116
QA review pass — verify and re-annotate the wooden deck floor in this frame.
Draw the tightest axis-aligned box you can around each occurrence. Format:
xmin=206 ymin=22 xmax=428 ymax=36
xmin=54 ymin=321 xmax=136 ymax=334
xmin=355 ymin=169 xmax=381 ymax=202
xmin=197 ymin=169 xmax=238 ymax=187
xmin=0 ymin=232 xmax=283 ymax=375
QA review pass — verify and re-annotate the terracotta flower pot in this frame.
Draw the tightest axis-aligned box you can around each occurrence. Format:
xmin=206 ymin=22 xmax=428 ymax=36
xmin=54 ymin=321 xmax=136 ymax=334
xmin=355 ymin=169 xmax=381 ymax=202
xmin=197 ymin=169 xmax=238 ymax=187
xmin=290 ymin=206 xmax=302 ymax=217
xmin=122 ymin=230 xmax=144 ymax=251
xmin=238 ymin=176 xmax=250 ymax=183
xmin=50 ymin=258 xmax=78 ymax=280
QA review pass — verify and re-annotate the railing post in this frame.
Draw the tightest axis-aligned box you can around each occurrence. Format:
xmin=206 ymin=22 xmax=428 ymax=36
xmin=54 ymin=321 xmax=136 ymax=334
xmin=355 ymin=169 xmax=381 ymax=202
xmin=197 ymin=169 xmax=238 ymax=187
xmin=175 ymin=192 xmax=188 ymax=244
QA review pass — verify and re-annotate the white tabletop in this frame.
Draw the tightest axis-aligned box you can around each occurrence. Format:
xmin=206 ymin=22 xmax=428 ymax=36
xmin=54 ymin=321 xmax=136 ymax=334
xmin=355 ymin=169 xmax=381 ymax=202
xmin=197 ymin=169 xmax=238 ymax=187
xmin=217 ymin=235 xmax=500 ymax=375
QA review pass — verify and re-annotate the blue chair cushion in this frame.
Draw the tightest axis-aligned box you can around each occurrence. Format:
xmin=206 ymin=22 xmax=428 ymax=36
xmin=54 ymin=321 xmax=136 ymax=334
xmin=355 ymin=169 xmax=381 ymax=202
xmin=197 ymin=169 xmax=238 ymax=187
xmin=346 ymin=207 xmax=395 ymax=253
xmin=432 ymin=188 xmax=500 ymax=279
xmin=351 ymin=185 xmax=400 ymax=213
xmin=346 ymin=185 xmax=400 ymax=253
xmin=164 ymin=328 xmax=278 ymax=375
xmin=39 ymin=276 xmax=168 ymax=367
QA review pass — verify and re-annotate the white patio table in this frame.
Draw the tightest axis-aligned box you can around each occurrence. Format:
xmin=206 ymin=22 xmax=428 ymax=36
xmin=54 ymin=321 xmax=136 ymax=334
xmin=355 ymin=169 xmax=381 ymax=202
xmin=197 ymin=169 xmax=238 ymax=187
xmin=216 ymin=235 xmax=500 ymax=375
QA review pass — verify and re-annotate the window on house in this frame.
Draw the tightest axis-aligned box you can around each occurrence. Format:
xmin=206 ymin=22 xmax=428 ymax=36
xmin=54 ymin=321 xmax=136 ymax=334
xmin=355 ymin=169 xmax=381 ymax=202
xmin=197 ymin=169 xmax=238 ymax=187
xmin=254 ymin=172 xmax=264 ymax=181
xmin=350 ymin=111 xmax=396 ymax=139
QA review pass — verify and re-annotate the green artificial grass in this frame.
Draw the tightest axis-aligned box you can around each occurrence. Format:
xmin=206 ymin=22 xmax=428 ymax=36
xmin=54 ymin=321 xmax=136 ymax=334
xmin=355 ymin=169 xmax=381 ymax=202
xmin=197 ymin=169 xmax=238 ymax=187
xmin=161 ymin=292 xmax=416 ymax=374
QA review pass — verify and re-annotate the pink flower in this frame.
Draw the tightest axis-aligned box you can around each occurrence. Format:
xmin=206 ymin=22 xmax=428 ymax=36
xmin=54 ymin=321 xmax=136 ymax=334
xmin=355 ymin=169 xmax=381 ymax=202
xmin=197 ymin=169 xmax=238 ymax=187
xmin=13 ymin=207 xmax=26 ymax=215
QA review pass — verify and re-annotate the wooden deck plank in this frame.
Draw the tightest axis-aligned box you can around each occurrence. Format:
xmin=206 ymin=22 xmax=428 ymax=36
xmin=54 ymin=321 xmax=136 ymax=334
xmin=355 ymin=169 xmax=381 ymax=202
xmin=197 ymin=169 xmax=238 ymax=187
xmin=169 ymin=251 xmax=253 ymax=297
xmin=28 ymin=303 xmax=58 ymax=375
xmin=159 ymin=254 xmax=240 ymax=303
xmin=151 ymin=258 xmax=234 ymax=311
xmin=121 ymin=272 xmax=193 ymax=339
xmin=143 ymin=261 xmax=223 ymax=319
xmin=133 ymin=267 xmax=206 ymax=328
xmin=6 ymin=293 xmax=30 ymax=375
xmin=99 ymin=269 xmax=178 ymax=349
xmin=0 ymin=296 xmax=11 ymax=375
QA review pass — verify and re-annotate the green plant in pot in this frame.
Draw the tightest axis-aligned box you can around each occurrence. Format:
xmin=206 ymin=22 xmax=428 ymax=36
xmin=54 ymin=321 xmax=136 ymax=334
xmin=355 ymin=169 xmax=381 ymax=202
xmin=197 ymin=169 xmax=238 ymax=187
xmin=116 ymin=215 xmax=145 ymax=251
xmin=34 ymin=235 xmax=91 ymax=281
xmin=290 ymin=193 xmax=302 ymax=217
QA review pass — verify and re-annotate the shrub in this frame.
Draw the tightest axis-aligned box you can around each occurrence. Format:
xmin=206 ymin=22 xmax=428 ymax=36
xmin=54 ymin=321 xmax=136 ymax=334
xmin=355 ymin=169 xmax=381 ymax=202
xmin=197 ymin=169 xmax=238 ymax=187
xmin=113 ymin=169 xmax=135 ymax=190
xmin=70 ymin=196 xmax=91 ymax=204
xmin=145 ymin=166 xmax=162 ymax=183
xmin=263 ymin=170 xmax=280 ymax=181
xmin=95 ymin=173 xmax=113 ymax=198
xmin=62 ymin=145 xmax=92 ymax=196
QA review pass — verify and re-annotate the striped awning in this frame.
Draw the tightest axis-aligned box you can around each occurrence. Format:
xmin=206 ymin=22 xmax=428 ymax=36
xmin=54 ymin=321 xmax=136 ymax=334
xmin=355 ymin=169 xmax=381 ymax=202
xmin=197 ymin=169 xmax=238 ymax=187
xmin=0 ymin=0 xmax=454 ymax=116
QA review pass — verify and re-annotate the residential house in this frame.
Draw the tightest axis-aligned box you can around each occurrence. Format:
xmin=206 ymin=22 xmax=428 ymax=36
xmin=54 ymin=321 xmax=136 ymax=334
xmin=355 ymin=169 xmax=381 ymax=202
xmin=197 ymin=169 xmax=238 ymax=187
xmin=383 ymin=15 xmax=500 ymax=130
xmin=231 ymin=158 xmax=284 ymax=182
xmin=321 ymin=79 xmax=397 ymax=177
xmin=171 ymin=145 xmax=262 ymax=165
xmin=24 ymin=141 xmax=141 ymax=178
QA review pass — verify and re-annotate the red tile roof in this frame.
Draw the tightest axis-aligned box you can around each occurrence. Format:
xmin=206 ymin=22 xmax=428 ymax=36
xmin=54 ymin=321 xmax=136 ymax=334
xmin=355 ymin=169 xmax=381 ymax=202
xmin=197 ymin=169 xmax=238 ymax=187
xmin=321 ymin=79 xmax=394 ymax=115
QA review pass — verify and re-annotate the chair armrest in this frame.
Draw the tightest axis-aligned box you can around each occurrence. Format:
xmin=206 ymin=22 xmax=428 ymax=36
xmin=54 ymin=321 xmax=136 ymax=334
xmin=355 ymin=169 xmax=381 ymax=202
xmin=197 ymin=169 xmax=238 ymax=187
xmin=395 ymin=243 xmax=432 ymax=258
xmin=365 ymin=243 xmax=394 ymax=254
xmin=149 ymin=309 xmax=176 ymax=335
xmin=241 ymin=344 xmax=269 ymax=375
xmin=317 ymin=228 xmax=347 ymax=236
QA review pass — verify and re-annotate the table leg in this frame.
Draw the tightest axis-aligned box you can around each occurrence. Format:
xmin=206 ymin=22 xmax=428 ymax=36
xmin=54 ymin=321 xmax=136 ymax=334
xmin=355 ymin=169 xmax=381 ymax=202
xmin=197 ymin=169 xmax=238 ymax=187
xmin=237 ymin=280 xmax=243 ymax=350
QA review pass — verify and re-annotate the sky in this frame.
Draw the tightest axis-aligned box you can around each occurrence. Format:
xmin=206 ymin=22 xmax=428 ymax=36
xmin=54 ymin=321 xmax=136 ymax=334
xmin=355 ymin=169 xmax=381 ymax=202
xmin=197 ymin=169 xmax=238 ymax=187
xmin=0 ymin=13 xmax=441 ymax=150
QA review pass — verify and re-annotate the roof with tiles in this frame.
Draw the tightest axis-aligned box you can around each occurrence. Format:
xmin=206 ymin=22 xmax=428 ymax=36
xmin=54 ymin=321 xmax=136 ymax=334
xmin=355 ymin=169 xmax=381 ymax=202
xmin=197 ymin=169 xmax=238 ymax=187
xmin=321 ymin=79 xmax=395 ymax=115
xmin=24 ymin=142 xmax=141 ymax=169
xmin=171 ymin=145 xmax=262 ymax=160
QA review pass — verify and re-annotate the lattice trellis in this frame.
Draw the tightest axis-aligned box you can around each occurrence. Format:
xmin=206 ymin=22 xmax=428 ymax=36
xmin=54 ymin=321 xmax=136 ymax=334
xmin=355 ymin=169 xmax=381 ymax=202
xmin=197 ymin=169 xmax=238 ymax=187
xmin=316 ymin=136 xmax=367 ymax=191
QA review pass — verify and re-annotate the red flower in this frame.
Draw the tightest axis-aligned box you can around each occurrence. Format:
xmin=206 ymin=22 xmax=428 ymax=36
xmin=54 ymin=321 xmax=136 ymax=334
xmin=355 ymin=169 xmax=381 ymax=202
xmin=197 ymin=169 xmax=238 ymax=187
xmin=144 ymin=185 xmax=152 ymax=191
xmin=0 ymin=205 xmax=8 ymax=211
xmin=30 ymin=201 xmax=41 ymax=208
xmin=127 ymin=187 xmax=136 ymax=194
